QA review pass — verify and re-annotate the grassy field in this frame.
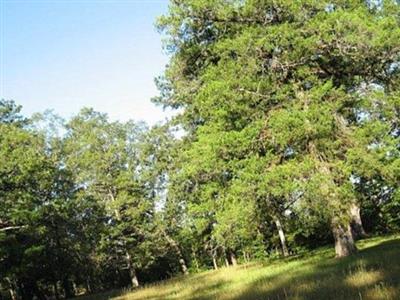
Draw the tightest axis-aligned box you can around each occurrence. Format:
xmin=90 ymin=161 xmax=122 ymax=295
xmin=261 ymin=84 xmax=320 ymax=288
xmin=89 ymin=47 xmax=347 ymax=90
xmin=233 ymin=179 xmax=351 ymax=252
xmin=76 ymin=235 xmax=400 ymax=300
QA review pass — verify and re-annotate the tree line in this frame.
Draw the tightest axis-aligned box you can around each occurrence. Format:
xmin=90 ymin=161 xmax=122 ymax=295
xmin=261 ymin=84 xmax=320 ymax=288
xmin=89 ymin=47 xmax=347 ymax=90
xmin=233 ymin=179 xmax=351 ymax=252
xmin=1 ymin=0 xmax=399 ymax=299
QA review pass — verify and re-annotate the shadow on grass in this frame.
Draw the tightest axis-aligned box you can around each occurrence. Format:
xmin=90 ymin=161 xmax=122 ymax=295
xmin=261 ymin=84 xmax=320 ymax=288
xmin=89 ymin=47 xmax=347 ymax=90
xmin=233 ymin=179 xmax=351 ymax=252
xmin=126 ymin=278 xmax=230 ymax=300
xmin=184 ymin=280 xmax=229 ymax=300
xmin=71 ymin=289 xmax=126 ymax=300
xmin=226 ymin=239 xmax=400 ymax=300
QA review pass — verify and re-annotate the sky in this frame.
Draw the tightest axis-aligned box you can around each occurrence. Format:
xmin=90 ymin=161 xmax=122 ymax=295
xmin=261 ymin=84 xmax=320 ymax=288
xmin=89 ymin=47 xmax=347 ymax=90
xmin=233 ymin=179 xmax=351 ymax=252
xmin=1 ymin=0 xmax=172 ymax=125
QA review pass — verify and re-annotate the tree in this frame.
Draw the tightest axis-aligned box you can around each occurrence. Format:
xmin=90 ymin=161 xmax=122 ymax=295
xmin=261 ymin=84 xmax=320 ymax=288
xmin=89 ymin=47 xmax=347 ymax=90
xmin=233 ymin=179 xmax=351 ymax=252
xmin=157 ymin=0 xmax=400 ymax=257
xmin=63 ymin=108 xmax=157 ymax=288
xmin=0 ymin=99 xmax=27 ymax=126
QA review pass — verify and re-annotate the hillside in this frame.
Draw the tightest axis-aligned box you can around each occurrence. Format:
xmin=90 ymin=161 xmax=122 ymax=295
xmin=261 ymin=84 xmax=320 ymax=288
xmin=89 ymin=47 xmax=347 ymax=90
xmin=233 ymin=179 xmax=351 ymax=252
xmin=77 ymin=235 xmax=400 ymax=300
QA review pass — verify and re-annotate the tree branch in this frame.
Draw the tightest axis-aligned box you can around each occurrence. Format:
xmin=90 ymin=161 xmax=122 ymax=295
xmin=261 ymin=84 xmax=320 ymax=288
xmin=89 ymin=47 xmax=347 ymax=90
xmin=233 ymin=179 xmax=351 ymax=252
xmin=0 ymin=225 xmax=27 ymax=232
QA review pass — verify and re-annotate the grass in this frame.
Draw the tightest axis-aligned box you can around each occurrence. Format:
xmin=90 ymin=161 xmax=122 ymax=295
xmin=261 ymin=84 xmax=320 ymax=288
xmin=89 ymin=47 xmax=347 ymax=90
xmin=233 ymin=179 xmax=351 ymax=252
xmin=76 ymin=235 xmax=400 ymax=300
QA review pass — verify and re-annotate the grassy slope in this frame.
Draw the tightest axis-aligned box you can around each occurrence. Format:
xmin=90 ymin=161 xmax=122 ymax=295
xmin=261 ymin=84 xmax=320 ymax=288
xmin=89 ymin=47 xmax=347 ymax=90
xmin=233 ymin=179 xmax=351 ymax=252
xmin=79 ymin=235 xmax=400 ymax=300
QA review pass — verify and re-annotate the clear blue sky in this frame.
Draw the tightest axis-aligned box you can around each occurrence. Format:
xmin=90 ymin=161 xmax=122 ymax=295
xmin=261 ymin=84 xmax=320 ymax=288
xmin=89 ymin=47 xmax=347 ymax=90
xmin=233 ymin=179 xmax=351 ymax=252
xmin=1 ymin=0 xmax=171 ymax=125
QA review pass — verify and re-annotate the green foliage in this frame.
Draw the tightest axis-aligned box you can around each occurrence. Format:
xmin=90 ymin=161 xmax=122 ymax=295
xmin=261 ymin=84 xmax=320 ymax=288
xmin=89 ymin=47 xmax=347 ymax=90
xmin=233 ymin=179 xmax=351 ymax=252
xmin=1 ymin=0 xmax=400 ymax=298
xmin=156 ymin=0 xmax=400 ymax=262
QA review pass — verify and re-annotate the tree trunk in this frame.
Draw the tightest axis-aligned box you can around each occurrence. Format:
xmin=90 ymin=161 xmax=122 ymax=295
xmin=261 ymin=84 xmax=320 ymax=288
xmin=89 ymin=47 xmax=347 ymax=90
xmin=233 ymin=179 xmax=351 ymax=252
xmin=126 ymin=251 xmax=139 ymax=288
xmin=243 ymin=251 xmax=248 ymax=263
xmin=178 ymin=257 xmax=189 ymax=275
xmin=192 ymin=246 xmax=200 ymax=272
xmin=62 ymin=277 xmax=74 ymax=299
xmin=175 ymin=245 xmax=189 ymax=275
xmin=331 ymin=218 xmax=357 ymax=258
xmin=274 ymin=218 xmax=289 ymax=257
xmin=229 ymin=251 xmax=238 ymax=266
xmin=350 ymin=203 xmax=366 ymax=240
xmin=224 ymin=256 xmax=230 ymax=267
xmin=164 ymin=233 xmax=189 ymax=275
xmin=53 ymin=281 xmax=60 ymax=300
xmin=212 ymin=256 xmax=218 ymax=270
xmin=129 ymin=268 xmax=139 ymax=288
xmin=5 ymin=278 xmax=17 ymax=300
xmin=72 ymin=281 xmax=78 ymax=295
xmin=246 ymin=252 xmax=251 ymax=262
xmin=85 ymin=278 xmax=92 ymax=294
xmin=9 ymin=288 xmax=17 ymax=300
